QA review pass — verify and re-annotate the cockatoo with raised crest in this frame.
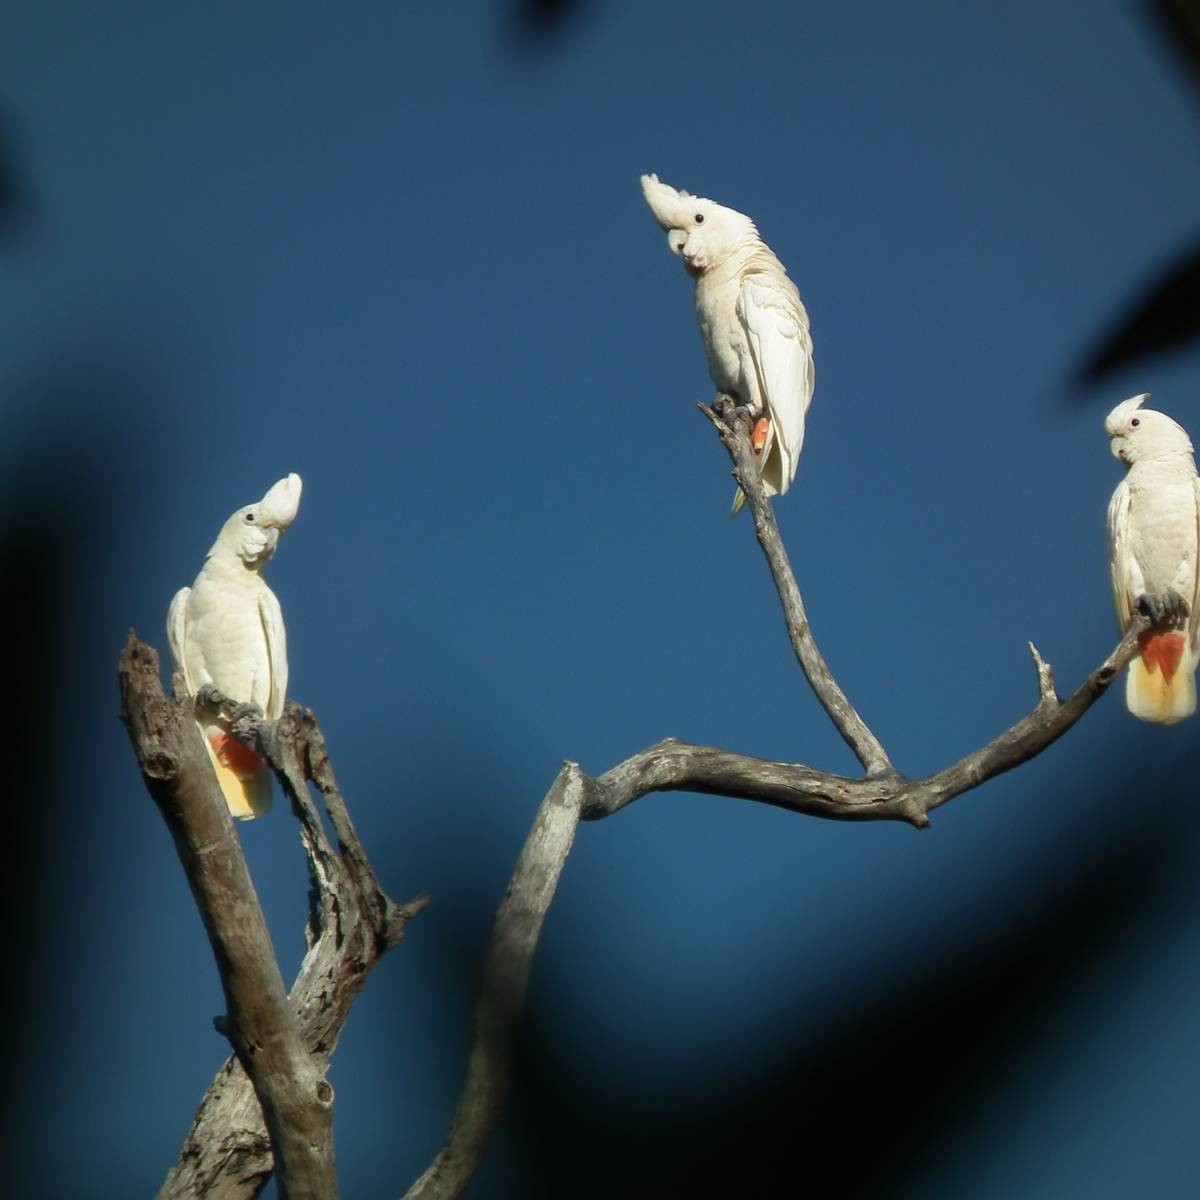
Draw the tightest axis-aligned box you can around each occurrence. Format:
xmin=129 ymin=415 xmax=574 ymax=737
xmin=640 ymin=173 xmax=814 ymax=514
xmin=1106 ymin=395 xmax=1200 ymax=723
xmin=168 ymin=474 xmax=302 ymax=817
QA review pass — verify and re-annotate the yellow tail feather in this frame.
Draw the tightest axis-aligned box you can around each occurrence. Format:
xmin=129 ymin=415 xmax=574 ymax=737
xmin=1125 ymin=656 xmax=1197 ymax=725
xmin=199 ymin=729 xmax=273 ymax=819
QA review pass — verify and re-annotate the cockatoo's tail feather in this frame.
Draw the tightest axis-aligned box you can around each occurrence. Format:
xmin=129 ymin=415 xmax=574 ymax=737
xmin=1127 ymin=635 xmax=1196 ymax=723
xmin=205 ymin=731 xmax=272 ymax=819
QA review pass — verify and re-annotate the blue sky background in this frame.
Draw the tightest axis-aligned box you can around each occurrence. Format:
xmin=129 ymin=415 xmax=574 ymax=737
xmin=4 ymin=1 xmax=1200 ymax=1195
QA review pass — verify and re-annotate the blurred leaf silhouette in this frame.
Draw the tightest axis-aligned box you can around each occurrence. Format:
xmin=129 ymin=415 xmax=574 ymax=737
xmin=1076 ymin=0 xmax=1200 ymax=385
xmin=507 ymin=0 xmax=592 ymax=46
xmin=498 ymin=758 xmax=1198 ymax=1198
xmin=0 ymin=106 xmax=31 ymax=243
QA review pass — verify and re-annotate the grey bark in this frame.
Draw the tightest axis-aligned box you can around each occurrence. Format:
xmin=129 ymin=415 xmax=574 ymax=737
xmin=403 ymin=765 xmax=584 ymax=1200
xmin=119 ymin=634 xmax=425 ymax=1200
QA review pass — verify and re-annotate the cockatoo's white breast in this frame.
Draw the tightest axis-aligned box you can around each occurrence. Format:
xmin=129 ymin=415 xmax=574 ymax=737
xmin=1122 ymin=463 xmax=1200 ymax=599
xmin=695 ymin=269 xmax=759 ymax=406
xmin=180 ymin=565 xmax=275 ymax=710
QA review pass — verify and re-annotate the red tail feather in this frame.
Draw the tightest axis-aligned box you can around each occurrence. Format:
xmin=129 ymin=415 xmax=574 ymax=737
xmin=209 ymin=731 xmax=262 ymax=779
xmin=1138 ymin=631 xmax=1186 ymax=683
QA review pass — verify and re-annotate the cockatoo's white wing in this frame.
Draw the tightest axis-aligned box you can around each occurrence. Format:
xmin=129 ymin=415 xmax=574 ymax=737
xmin=738 ymin=271 xmax=814 ymax=497
xmin=1191 ymin=476 xmax=1200 ymax=654
xmin=167 ymin=587 xmax=194 ymax=690
xmin=1107 ymin=479 xmax=1133 ymax=632
xmin=259 ymin=589 xmax=288 ymax=721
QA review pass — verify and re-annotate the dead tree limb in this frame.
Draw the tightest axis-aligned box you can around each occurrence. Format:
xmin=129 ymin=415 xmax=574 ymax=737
xmin=403 ymin=764 xmax=584 ymax=1200
xmin=405 ymin=405 xmax=1143 ymax=1197
xmin=119 ymin=633 xmax=426 ymax=1200
xmin=702 ymin=397 xmax=893 ymax=776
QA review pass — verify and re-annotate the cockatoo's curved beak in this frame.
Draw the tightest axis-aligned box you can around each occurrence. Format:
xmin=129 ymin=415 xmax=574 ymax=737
xmin=259 ymin=473 xmax=302 ymax=530
xmin=667 ymin=229 xmax=687 ymax=256
xmin=1109 ymin=436 xmax=1129 ymax=463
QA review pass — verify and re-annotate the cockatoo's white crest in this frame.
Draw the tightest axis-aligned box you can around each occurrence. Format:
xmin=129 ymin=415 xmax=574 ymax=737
xmin=208 ymin=473 xmax=303 ymax=565
xmin=1105 ymin=394 xmax=1193 ymax=466
xmin=639 ymin=173 xmax=757 ymax=275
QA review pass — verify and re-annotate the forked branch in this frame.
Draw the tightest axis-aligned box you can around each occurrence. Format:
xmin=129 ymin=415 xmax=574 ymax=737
xmin=119 ymin=634 xmax=425 ymax=1200
xmin=407 ymin=405 xmax=1143 ymax=1197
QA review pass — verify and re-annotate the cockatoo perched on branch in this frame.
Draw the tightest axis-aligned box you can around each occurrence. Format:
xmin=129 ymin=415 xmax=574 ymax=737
xmin=640 ymin=173 xmax=814 ymax=514
xmin=1106 ymin=395 xmax=1200 ymax=723
xmin=168 ymin=474 xmax=302 ymax=817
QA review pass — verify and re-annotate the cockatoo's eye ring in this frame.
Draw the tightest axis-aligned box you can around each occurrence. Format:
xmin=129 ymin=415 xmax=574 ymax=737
xmin=694 ymin=213 xmax=704 ymax=224
xmin=244 ymin=512 xmax=256 ymax=523
xmin=1131 ymin=418 xmax=1140 ymax=427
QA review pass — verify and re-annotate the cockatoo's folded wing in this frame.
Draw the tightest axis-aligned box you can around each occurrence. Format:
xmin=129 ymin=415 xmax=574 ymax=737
xmin=738 ymin=272 xmax=814 ymax=497
xmin=167 ymin=587 xmax=194 ymax=691
xmin=259 ymin=589 xmax=288 ymax=721
xmin=1107 ymin=480 xmax=1133 ymax=632
xmin=1192 ymin=476 xmax=1200 ymax=654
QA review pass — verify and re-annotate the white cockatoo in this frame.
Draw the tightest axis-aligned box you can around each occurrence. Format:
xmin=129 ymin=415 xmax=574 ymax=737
xmin=1106 ymin=395 xmax=1200 ymax=723
xmin=168 ymin=474 xmax=302 ymax=817
xmin=640 ymin=173 xmax=814 ymax=514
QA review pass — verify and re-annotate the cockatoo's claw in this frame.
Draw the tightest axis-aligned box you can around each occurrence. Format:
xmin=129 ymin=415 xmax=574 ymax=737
xmin=1136 ymin=593 xmax=1163 ymax=623
xmin=1137 ymin=591 xmax=1189 ymax=628
xmin=1164 ymin=589 xmax=1190 ymax=627
xmin=711 ymin=394 xmax=737 ymax=420
xmin=230 ymin=701 xmax=264 ymax=724
xmin=195 ymin=683 xmax=227 ymax=710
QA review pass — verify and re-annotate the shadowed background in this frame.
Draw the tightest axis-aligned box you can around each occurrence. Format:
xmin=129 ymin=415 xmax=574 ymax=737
xmin=4 ymin=2 xmax=1200 ymax=1196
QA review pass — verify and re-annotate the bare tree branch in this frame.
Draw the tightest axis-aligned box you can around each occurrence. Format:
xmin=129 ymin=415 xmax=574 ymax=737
xmin=402 ymin=763 xmax=584 ymax=1200
xmin=119 ymin=634 xmax=339 ymax=1200
xmin=700 ymin=399 xmax=893 ymax=776
xmin=119 ymin=634 xmax=426 ymax=1200
xmin=582 ymin=625 xmax=1144 ymax=828
xmin=405 ymin=409 xmax=1147 ymax=1197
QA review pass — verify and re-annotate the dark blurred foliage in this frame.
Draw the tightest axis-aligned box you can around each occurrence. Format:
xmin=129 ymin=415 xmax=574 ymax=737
xmin=1 ymin=354 xmax=153 ymax=1161
xmin=0 ymin=106 xmax=33 ymax=244
xmin=487 ymin=758 xmax=1197 ymax=1197
xmin=1075 ymin=0 xmax=1200 ymax=386
xmin=507 ymin=0 xmax=592 ymax=46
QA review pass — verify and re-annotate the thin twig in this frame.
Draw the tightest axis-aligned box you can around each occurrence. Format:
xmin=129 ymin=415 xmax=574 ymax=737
xmin=583 ymin=621 xmax=1145 ymax=828
xmin=700 ymin=399 xmax=893 ymax=776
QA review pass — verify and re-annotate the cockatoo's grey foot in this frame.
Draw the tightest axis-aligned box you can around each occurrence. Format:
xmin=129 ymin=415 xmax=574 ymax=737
xmin=1137 ymin=591 xmax=1189 ymax=628
xmin=230 ymin=701 xmax=273 ymax=760
xmin=1163 ymin=589 xmax=1190 ymax=627
xmin=711 ymin=393 xmax=738 ymax=420
xmin=195 ymin=682 xmax=229 ymax=710
xmin=1136 ymin=593 xmax=1164 ymax=624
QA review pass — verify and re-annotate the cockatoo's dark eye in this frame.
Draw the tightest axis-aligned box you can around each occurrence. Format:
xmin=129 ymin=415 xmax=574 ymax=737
xmin=1131 ymin=418 xmax=1140 ymax=427
xmin=244 ymin=512 xmax=256 ymax=523
xmin=694 ymin=213 xmax=704 ymax=224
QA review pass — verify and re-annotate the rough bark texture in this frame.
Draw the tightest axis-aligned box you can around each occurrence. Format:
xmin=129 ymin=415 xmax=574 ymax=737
xmin=119 ymin=634 xmax=425 ymax=1200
